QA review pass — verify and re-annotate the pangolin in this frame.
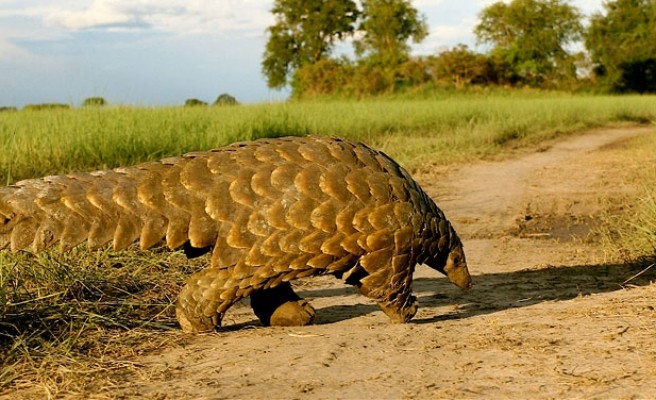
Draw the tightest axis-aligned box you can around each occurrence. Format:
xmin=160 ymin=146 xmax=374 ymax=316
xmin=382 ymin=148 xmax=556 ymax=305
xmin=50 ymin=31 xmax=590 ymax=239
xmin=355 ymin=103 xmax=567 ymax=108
xmin=0 ymin=135 xmax=471 ymax=332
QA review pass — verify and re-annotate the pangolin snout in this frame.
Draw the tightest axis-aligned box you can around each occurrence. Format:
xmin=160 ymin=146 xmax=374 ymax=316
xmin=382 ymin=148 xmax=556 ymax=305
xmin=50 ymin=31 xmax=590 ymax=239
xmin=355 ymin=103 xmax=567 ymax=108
xmin=448 ymin=267 xmax=472 ymax=290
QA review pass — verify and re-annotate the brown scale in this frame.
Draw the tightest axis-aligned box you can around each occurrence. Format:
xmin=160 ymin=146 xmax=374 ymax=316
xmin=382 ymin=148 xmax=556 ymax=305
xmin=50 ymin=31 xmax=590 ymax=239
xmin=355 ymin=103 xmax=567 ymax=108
xmin=0 ymin=135 xmax=471 ymax=332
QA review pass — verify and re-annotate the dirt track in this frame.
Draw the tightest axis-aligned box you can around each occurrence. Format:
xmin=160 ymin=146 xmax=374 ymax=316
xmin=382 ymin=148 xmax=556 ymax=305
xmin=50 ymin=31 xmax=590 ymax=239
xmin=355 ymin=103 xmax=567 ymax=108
xmin=122 ymin=127 xmax=656 ymax=399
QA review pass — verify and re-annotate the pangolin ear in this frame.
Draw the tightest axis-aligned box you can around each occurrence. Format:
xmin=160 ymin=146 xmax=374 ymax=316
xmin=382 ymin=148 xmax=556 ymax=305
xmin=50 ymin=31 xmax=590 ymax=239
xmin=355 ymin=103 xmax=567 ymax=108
xmin=426 ymin=253 xmax=447 ymax=275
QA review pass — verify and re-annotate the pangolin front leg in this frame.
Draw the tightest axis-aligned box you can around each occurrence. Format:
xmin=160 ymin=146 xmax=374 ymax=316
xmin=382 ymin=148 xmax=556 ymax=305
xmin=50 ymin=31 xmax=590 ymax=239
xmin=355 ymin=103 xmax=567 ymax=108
xmin=359 ymin=284 xmax=418 ymax=324
xmin=349 ymin=261 xmax=418 ymax=323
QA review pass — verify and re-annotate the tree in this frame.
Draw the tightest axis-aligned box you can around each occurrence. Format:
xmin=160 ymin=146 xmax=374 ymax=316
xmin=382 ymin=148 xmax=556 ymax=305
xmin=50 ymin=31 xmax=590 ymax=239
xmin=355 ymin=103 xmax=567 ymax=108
xmin=355 ymin=0 xmax=428 ymax=66
xmin=262 ymin=0 xmax=359 ymax=89
xmin=82 ymin=97 xmax=107 ymax=107
xmin=213 ymin=93 xmax=239 ymax=106
xmin=585 ymin=0 xmax=656 ymax=92
xmin=184 ymin=98 xmax=208 ymax=107
xmin=475 ymin=0 xmax=583 ymax=87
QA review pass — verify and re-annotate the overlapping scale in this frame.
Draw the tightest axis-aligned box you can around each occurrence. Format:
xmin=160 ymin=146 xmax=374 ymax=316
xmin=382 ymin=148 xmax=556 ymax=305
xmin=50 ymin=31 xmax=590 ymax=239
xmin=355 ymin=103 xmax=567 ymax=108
xmin=0 ymin=135 xmax=463 ymax=331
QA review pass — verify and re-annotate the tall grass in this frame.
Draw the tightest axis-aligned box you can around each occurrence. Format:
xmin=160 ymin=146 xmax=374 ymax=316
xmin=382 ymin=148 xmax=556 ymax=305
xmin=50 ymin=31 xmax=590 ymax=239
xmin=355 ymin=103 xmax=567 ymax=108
xmin=1 ymin=93 xmax=655 ymax=184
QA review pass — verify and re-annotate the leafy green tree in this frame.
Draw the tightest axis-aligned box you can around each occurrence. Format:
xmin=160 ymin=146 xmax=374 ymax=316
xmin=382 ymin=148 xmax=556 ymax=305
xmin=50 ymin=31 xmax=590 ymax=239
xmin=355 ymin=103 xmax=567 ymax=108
xmin=355 ymin=0 xmax=428 ymax=66
xmin=262 ymin=0 xmax=359 ymax=89
xmin=585 ymin=0 xmax=656 ymax=92
xmin=475 ymin=0 xmax=583 ymax=87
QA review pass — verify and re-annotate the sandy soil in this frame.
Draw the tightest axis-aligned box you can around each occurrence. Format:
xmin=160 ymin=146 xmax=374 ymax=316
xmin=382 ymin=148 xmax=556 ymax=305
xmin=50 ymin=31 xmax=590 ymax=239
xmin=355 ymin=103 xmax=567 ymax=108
xmin=29 ymin=127 xmax=656 ymax=399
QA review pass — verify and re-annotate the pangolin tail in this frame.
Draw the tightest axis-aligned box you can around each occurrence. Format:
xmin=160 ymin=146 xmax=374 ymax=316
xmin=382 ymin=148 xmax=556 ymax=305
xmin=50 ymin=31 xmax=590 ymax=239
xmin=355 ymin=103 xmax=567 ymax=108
xmin=0 ymin=157 xmax=206 ymax=254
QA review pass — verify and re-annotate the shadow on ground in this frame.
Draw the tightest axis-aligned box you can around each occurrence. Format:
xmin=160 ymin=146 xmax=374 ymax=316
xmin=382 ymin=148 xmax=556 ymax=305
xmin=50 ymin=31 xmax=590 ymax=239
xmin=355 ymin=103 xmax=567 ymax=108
xmin=288 ymin=258 xmax=656 ymax=326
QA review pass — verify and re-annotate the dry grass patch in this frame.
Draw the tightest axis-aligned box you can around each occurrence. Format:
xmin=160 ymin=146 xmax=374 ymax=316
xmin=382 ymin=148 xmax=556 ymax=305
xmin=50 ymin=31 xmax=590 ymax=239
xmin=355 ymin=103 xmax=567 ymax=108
xmin=0 ymin=247 xmax=206 ymax=397
xmin=597 ymin=128 xmax=656 ymax=260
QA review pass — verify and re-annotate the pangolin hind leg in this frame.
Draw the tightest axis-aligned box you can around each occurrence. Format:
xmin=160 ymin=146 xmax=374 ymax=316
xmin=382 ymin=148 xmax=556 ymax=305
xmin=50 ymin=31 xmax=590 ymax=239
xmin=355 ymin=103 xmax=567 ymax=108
xmin=250 ymin=282 xmax=316 ymax=327
xmin=175 ymin=267 xmax=315 ymax=332
xmin=176 ymin=266 xmax=237 ymax=333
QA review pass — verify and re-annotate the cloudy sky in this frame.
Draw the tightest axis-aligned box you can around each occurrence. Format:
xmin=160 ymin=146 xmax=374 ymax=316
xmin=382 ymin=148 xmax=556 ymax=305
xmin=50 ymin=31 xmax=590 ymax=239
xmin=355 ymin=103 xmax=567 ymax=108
xmin=0 ymin=0 xmax=604 ymax=107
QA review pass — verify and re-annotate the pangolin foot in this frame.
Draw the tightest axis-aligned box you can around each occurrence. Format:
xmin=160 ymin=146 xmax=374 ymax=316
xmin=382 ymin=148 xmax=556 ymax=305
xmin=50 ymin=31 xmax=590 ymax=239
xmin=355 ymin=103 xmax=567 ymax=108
xmin=251 ymin=282 xmax=316 ymax=326
xmin=380 ymin=296 xmax=418 ymax=323
xmin=176 ymin=306 xmax=221 ymax=333
xmin=269 ymin=299 xmax=316 ymax=326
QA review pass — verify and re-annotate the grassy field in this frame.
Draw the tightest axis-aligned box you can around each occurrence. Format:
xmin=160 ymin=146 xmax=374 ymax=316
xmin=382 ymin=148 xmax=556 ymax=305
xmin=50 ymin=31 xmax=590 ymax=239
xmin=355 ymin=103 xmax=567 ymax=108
xmin=1 ymin=92 xmax=655 ymax=395
xmin=1 ymin=93 xmax=655 ymax=184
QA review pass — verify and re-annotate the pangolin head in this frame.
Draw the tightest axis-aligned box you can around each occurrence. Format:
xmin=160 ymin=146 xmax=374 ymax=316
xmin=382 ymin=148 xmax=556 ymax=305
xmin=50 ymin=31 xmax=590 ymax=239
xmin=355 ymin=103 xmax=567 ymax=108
xmin=427 ymin=231 xmax=472 ymax=290
xmin=442 ymin=239 xmax=471 ymax=289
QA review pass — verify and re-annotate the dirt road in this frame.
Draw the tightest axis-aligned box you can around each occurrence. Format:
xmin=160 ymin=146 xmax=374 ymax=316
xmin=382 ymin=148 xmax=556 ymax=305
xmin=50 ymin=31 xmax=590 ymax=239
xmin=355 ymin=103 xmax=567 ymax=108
xmin=125 ymin=127 xmax=655 ymax=399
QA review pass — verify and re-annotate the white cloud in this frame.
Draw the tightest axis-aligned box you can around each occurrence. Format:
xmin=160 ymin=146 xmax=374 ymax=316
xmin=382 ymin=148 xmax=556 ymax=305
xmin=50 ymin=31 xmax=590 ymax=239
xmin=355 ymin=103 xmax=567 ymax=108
xmin=471 ymin=0 xmax=603 ymax=15
xmin=45 ymin=1 xmax=143 ymax=31
xmin=432 ymin=24 xmax=473 ymax=42
xmin=574 ymin=0 xmax=604 ymax=16
xmin=1 ymin=0 xmax=274 ymax=37
xmin=413 ymin=19 xmax=479 ymax=55
xmin=45 ymin=0 xmax=273 ymax=35
xmin=414 ymin=0 xmax=446 ymax=7
xmin=0 ymin=0 xmax=605 ymax=40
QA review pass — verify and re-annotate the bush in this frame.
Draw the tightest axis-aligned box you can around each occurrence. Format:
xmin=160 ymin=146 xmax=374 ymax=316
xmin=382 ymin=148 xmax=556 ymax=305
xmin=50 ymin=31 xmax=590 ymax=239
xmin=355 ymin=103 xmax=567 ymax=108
xmin=292 ymin=59 xmax=350 ymax=97
xmin=0 ymin=106 xmax=17 ymax=112
xmin=294 ymin=60 xmax=395 ymax=97
xmin=347 ymin=63 xmax=391 ymax=96
xmin=396 ymin=59 xmax=430 ymax=88
xmin=213 ymin=93 xmax=239 ymax=106
xmin=427 ymin=45 xmax=495 ymax=88
xmin=82 ymin=97 xmax=108 ymax=107
xmin=184 ymin=98 xmax=208 ymax=107
xmin=23 ymin=103 xmax=71 ymax=111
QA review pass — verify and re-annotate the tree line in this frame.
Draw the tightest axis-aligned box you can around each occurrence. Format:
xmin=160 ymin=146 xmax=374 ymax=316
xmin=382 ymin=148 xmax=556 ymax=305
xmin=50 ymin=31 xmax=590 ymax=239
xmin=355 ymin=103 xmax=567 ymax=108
xmin=261 ymin=0 xmax=656 ymax=97
xmin=0 ymin=94 xmax=241 ymax=112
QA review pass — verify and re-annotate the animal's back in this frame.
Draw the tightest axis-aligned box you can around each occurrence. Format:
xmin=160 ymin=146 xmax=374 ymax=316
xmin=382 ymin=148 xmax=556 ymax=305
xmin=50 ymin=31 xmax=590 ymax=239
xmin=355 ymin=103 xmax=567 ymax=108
xmin=1 ymin=135 xmax=434 ymax=259
xmin=196 ymin=135 xmax=442 ymax=293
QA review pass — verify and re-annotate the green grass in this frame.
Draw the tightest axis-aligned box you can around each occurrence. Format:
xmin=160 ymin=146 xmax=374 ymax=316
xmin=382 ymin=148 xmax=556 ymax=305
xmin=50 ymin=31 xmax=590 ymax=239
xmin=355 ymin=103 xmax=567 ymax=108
xmin=1 ymin=92 xmax=655 ymax=395
xmin=1 ymin=93 xmax=655 ymax=184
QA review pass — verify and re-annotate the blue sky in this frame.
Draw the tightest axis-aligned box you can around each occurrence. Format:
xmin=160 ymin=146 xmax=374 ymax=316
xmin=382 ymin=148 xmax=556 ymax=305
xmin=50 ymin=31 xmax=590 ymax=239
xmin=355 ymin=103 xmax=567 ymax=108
xmin=0 ymin=0 xmax=603 ymax=107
